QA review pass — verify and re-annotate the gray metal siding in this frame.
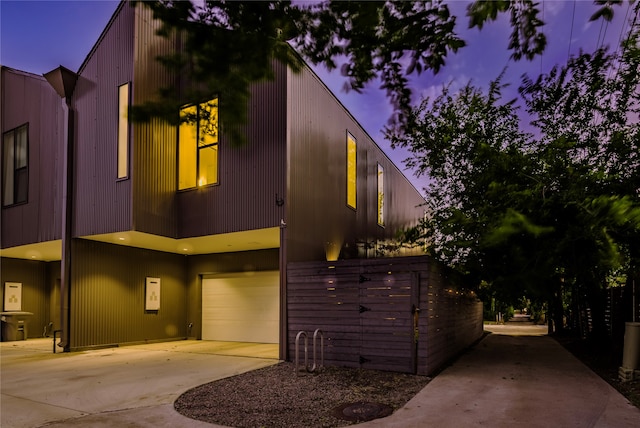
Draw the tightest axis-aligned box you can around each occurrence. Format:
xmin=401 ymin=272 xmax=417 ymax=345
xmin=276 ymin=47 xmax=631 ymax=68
xmin=46 ymin=261 xmax=61 ymax=332
xmin=73 ymin=3 xmax=134 ymax=237
xmin=0 ymin=257 xmax=51 ymax=337
xmin=70 ymin=239 xmax=187 ymax=349
xmin=286 ymin=66 xmax=425 ymax=262
xmin=1 ymin=68 xmax=64 ymax=248
xmin=131 ymin=5 xmax=179 ymax=237
xmin=177 ymin=62 xmax=288 ymax=237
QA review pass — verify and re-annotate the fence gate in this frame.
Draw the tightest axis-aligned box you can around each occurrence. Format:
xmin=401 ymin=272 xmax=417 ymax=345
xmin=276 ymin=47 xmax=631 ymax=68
xmin=287 ymin=259 xmax=420 ymax=374
xmin=358 ymin=266 xmax=419 ymax=373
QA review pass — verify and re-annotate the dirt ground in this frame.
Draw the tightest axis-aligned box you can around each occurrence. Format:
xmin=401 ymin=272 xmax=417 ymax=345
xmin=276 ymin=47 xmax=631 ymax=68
xmin=174 ymin=362 xmax=430 ymax=428
xmin=554 ymin=334 xmax=640 ymax=409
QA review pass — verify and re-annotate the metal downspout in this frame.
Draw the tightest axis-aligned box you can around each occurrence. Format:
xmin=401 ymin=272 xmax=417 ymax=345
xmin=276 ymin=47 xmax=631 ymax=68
xmin=44 ymin=66 xmax=77 ymax=352
xmin=59 ymin=100 xmax=74 ymax=352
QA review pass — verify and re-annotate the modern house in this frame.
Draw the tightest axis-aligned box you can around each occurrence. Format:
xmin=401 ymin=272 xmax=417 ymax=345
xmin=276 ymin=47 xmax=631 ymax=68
xmin=1 ymin=1 xmax=435 ymax=361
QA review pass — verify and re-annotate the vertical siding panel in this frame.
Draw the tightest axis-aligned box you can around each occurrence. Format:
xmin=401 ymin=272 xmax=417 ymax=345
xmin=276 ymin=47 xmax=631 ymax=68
xmin=1 ymin=68 xmax=64 ymax=248
xmin=0 ymin=258 xmax=50 ymax=337
xmin=70 ymin=238 xmax=187 ymax=349
xmin=73 ymin=2 xmax=134 ymax=237
xmin=131 ymin=5 xmax=178 ymax=237
xmin=177 ymin=61 xmax=288 ymax=237
xmin=286 ymin=65 xmax=425 ymax=263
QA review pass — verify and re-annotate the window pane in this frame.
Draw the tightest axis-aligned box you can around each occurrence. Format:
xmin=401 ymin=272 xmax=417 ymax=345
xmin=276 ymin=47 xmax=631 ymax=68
xmin=178 ymin=105 xmax=197 ymax=189
xmin=199 ymin=99 xmax=218 ymax=147
xmin=15 ymin=126 xmax=27 ymax=168
xmin=3 ymin=132 xmax=14 ymax=205
xmin=347 ymin=133 xmax=357 ymax=209
xmin=377 ymin=163 xmax=384 ymax=226
xmin=117 ymin=83 xmax=129 ymax=179
xmin=198 ymin=144 xmax=218 ymax=186
xmin=15 ymin=167 xmax=28 ymax=204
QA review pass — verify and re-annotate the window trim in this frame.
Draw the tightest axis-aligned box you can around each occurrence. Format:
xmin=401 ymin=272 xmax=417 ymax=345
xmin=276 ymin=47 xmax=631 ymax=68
xmin=117 ymin=82 xmax=130 ymax=180
xmin=2 ymin=123 xmax=29 ymax=207
xmin=178 ymin=99 xmax=219 ymax=191
xmin=377 ymin=163 xmax=384 ymax=227
xmin=346 ymin=131 xmax=357 ymax=210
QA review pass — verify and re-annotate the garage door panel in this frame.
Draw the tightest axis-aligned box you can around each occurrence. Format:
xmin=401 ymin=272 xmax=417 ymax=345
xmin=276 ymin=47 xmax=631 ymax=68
xmin=202 ymin=271 xmax=279 ymax=344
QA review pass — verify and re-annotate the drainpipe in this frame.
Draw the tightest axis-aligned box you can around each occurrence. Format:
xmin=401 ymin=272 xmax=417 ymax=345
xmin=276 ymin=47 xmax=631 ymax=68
xmin=44 ymin=66 xmax=77 ymax=352
xmin=279 ymin=218 xmax=288 ymax=361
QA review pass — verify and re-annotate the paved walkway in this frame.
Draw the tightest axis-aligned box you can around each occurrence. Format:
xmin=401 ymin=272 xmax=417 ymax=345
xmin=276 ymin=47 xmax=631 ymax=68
xmin=2 ymin=325 xmax=639 ymax=427
xmin=360 ymin=324 xmax=640 ymax=427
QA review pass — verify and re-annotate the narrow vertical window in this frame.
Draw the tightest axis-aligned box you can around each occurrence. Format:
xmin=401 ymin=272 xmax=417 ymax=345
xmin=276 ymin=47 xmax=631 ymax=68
xmin=117 ymin=83 xmax=130 ymax=179
xmin=347 ymin=132 xmax=357 ymax=209
xmin=178 ymin=105 xmax=197 ymax=190
xmin=377 ymin=163 xmax=384 ymax=226
xmin=2 ymin=124 xmax=28 ymax=206
xmin=178 ymin=98 xmax=218 ymax=190
xmin=197 ymin=100 xmax=218 ymax=186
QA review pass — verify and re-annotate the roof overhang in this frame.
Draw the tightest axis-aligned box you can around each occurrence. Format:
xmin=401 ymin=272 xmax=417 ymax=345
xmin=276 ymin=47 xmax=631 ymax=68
xmin=0 ymin=228 xmax=280 ymax=262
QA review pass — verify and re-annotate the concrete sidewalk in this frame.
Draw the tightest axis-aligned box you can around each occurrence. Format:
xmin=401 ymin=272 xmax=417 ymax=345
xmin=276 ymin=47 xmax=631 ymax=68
xmin=360 ymin=324 xmax=640 ymax=427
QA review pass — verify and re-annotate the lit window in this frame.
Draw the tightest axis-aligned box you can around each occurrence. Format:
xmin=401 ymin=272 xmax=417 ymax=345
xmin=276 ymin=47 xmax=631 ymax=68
xmin=377 ymin=163 xmax=384 ymax=226
xmin=117 ymin=83 xmax=130 ymax=179
xmin=178 ymin=98 xmax=218 ymax=190
xmin=2 ymin=124 xmax=28 ymax=206
xmin=347 ymin=132 xmax=357 ymax=209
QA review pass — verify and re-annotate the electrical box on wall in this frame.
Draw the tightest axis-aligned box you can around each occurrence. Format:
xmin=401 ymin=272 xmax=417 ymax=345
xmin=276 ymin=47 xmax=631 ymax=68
xmin=4 ymin=282 xmax=22 ymax=311
xmin=145 ymin=277 xmax=160 ymax=311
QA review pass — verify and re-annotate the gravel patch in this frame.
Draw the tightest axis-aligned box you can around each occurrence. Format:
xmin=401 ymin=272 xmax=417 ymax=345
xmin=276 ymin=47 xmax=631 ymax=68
xmin=175 ymin=362 xmax=430 ymax=428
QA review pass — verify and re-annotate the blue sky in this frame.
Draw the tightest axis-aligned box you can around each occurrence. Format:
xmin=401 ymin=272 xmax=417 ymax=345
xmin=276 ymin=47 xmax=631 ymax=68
xmin=0 ymin=1 xmax=634 ymax=192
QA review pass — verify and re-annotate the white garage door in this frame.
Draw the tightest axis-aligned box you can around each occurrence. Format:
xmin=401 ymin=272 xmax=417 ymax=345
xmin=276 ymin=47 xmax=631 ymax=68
xmin=202 ymin=271 xmax=279 ymax=343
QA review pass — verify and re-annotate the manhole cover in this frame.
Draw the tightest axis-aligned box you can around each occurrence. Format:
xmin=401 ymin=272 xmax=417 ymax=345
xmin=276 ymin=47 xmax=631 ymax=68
xmin=333 ymin=402 xmax=393 ymax=422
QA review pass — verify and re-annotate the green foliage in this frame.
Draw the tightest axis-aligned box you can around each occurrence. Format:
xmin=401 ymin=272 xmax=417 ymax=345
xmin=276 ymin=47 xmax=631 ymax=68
xmin=129 ymin=0 xmax=602 ymax=145
xmin=295 ymin=1 xmax=465 ymax=133
xmin=397 ymin=11 xmax=640 ymax=337
xmin=130 ymin=0 xmax=307 ymax=146
xmin=467 ymin=0 xmax=546 ymax=60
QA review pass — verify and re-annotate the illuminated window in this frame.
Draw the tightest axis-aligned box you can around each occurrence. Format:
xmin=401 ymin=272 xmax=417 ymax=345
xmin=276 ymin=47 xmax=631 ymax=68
xmin=117 ymin=83 xmax=130 ymax=179
xmin=377 ymin=163 xmax=384 ymax=226
xmin=347 ymin=132 xmax=357 ymax=209
xmin=178 ymin=99 xmax=218 ymax=190
xmin=2 ymin=124 xmax=28 ymax=206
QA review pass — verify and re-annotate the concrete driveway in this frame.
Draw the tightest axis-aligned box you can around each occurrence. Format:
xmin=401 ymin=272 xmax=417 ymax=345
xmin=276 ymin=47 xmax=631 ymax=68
xmin=1 ymin=339 xmax=278 ymax=427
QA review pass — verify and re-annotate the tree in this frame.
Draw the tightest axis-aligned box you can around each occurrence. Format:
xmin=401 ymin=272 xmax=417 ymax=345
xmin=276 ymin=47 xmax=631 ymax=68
xmin=387 ymin=76 xmax=554 ymax=304
xmin=518 ymin=17 xmax=640 ymax=339
xmin=394 ymin=11 xmax=640 ymax=341
xmin=129 ymin=0 xmax=569 ymax=144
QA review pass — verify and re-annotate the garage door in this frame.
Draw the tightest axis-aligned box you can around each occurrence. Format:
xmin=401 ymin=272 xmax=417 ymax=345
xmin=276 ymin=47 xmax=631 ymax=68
xmin=202 ymin=271 xmax=279 ymax=343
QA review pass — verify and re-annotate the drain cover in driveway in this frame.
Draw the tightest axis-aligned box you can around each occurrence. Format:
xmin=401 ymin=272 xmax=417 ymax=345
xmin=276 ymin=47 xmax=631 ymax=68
xmin=333 ymin=402 xmax=393 ymax=422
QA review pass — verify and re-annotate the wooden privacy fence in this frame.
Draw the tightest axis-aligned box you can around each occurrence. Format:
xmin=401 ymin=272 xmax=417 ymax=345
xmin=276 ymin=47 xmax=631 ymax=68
xmin=287 ymin=255 xmax=483 ymax=375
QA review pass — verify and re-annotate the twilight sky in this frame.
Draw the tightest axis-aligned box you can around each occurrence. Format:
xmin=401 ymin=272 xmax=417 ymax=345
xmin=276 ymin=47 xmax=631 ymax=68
xmin=1 ymin=1 xmax=634 ymax=192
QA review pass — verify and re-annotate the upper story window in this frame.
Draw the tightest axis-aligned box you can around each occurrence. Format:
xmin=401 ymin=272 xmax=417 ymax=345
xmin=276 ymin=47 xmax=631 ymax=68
xmin=2 ymin=124 xmax=28 ymax=206
xmin=347 ymin=132 xmax=357 ymax=209
xmin=117 ymin=83 xmax=130 ymax=179
xmin=377 ymin=163 xmax=384 ymax=226
xmin=178 ymin=98 xmax=218 ymax=190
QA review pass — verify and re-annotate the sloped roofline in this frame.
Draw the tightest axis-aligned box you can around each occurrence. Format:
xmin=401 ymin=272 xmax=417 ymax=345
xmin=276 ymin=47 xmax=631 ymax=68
xmin=77 ymin=0 xmax=126 ymax=75
xmin=1 ymin=65 xmax=48 ymax=81
xmin=73 ymin=0 xmax=424 ymax=199
xmin=287 ymin=47 xmax=425 ymax=199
